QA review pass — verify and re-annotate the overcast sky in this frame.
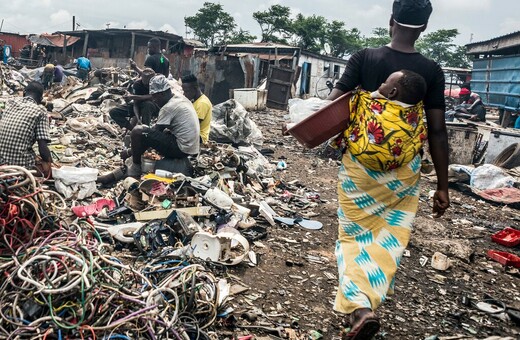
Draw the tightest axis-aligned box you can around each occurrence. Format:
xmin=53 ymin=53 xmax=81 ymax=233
xmin=1 ymin=0 xmax=519 ymax=46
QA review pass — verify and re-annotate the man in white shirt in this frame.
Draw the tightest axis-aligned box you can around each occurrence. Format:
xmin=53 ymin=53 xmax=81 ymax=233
xmin=127 ymin=75 xmax=200 ymax=176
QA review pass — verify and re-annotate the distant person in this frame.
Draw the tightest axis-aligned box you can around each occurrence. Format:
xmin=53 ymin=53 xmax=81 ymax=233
xmin=53 ymin=61 xmax=65 ymax=83
xmin=0 ymin=82 xmax=52 ymax=177
xmin=126 ymin=75 xmax=200 ymax=177
xmin=41 ymin=64 xmax=55 ymax=89
xmin=370 ymin=69 xmax=427 ymax=105
xmin=456 ymin=85 xmax=486 ymax=122
xmin=41 ymin=63 xmax=65 ymax=89
xmin=130 ymin=38 xmax=170 ymax=77
xmin=109 ymin=68 xmax=159 ymax=130
xmin=460 ymin=82 xmax=482 ymax=107
xmin=76 ymin=55 xmax=92 ymax=81
xmin=182 ymin=74 xmax=212 ymax=144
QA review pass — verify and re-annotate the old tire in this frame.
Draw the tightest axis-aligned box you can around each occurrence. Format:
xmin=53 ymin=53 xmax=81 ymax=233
xmin=492 ymin=143 xmax=520 ymax=169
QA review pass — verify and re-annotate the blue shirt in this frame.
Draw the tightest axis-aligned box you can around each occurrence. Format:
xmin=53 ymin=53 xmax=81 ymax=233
xmin=515 ymin=116 xmax=520 ymax=129
xmin=77 ymin=57 xmax=91 ymax=70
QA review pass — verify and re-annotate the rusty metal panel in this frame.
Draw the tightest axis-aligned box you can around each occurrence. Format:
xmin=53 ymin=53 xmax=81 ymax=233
xmin=266 ymin=65 xmax=294 ymax=110
xmin=0 ymin=33 xmax=29 ymax=58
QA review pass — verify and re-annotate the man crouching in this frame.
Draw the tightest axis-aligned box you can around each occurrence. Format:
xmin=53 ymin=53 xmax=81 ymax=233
xmin=126 ymin=75 xmax=200 ymax=177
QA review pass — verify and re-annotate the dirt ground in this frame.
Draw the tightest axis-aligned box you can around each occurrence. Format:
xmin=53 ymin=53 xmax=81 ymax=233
xmin=221 ymin=109 xmax=520 ymax=339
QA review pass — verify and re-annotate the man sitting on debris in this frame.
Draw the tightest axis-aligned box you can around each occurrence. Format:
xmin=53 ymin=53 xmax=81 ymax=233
xmin=76 ymin=55 xmax=92 ymax=81
xmin=456 ymin=86 xmax=486 ymax=122
xmin=130 ymin=38 xmax=170 ymax=77
xmin=181 ymin=74 xmax=212 ymax=144
xmin=0 ymin=82 xmax=52 ymax=177
xmin=109 ymin=68 xmax=159 ymax=130
xmin=126 ymin=74 xmax=200 ymax=177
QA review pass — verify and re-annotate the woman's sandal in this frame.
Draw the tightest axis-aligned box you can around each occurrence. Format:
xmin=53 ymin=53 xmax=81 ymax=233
xmin=343 ymin=309 xmax=381 ymax=340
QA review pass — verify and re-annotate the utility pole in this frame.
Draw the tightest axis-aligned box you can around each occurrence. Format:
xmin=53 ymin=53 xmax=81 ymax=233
xmin=184 ymin=16 xmax=189 ymax=38
xmin=0 ymin=19 xmax=3 ymax=32
xmin=72 ymin=16 xmax=76 ymax=31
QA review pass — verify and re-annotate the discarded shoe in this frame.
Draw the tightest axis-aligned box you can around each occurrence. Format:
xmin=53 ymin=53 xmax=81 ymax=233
xmin=97 ymin=166 xmax=125 ymax=185
xmin=72 ymin=198 xmax=116 ymax=218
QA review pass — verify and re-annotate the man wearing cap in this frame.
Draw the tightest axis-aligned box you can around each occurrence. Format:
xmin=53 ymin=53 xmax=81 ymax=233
xmin=41 ymin=63 xmax=64 ymax=90
xmin=126 ymin=74 xmax=200 ymax=176
xmin=109 ymin=68 xmax=159 ymax=130
xmin=326 ymin=1 xmax=450 ymax=338
xmin=457 ymin=85 xmax=486 ymax=122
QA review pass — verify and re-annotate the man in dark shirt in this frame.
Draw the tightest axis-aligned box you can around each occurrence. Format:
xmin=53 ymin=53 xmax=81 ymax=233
xmin=130 ymin=38 xmax=170 ymax=77
xmin=109 ymin=68 xmax=159 ymax=130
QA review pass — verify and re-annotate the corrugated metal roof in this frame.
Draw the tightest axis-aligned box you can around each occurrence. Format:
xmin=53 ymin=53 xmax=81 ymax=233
xmin=466 ymin=31 xmax=520 ymax=55
xmin=221 ymin=42 xmax=296 ymax=49
xmin=209 ymin=43 xmax=300 ymax=56
xmin=182 ymin=39 xmax=205 ymax=47
xmin=28 ymin=34 xmax=80 ymax=47
xmin=466 ymin=31 xmax=520 ymax=47
xmin=55 ymin=29 xmax=182 ymax=42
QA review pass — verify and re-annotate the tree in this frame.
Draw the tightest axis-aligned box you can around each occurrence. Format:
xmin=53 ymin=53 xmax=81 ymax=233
xmin=227 ymin=29 xmax=257 ymax=45
xmin=292 ymin=14 xmax=328 ymax=53
xmin=326 ymin=21 xmax=363 ymax=58
xmin=416 ymin=29 xmax=471 ymax=68
xmin=253 ymin=5 xmax=293 ymax=43
xmin=184 ymin=2 xmax=236 ymax=47
xmin=450 ymin=46 xmax=472 ymax=69
xmin=363 ymin=27 xmax=391 ymax=48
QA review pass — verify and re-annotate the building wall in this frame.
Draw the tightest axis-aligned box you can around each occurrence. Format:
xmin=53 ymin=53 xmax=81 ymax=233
xmin=170 ymin=52 xmax=248 ymax=105
xmin=296 ymin=54 xmax=347 ymax=98
xmin=0 ymin=33 xmax=29 ymax=58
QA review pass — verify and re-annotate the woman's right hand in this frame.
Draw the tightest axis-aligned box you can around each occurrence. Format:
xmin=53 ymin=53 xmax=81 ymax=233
xmin=432 ymin=189 xmax=450 ymax=218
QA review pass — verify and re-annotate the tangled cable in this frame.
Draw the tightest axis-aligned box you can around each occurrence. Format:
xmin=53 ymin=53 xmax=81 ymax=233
xmin=0 ymin=165 xmax=67 ymax=256
xmin=0 ymin=220 xmax=221 ymax=339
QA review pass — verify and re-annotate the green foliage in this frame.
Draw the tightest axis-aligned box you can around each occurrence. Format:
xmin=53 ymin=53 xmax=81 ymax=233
xmin=326 ymin=21 xmax=363 ymax=58
xmin=184 ymin=2 xmax=237 ymax=47
xmin=185 ymin=2 xmax=470 ymax=67
xmin=252 ymin=5 xmax=293 ymax=43
xmin=363 ymin=27 xmax=391 ymax=48
xmin=227 ymin=29 xmax=257 ymax=45
xmin=416 ymin=29 xmax=471 ymax=68
xmin=292 ymin=14 xmax=328 ymax=53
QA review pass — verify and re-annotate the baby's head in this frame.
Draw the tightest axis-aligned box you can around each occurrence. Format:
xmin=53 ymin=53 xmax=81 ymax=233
xmin=376 ymin=70 xmax=427 ymax=105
